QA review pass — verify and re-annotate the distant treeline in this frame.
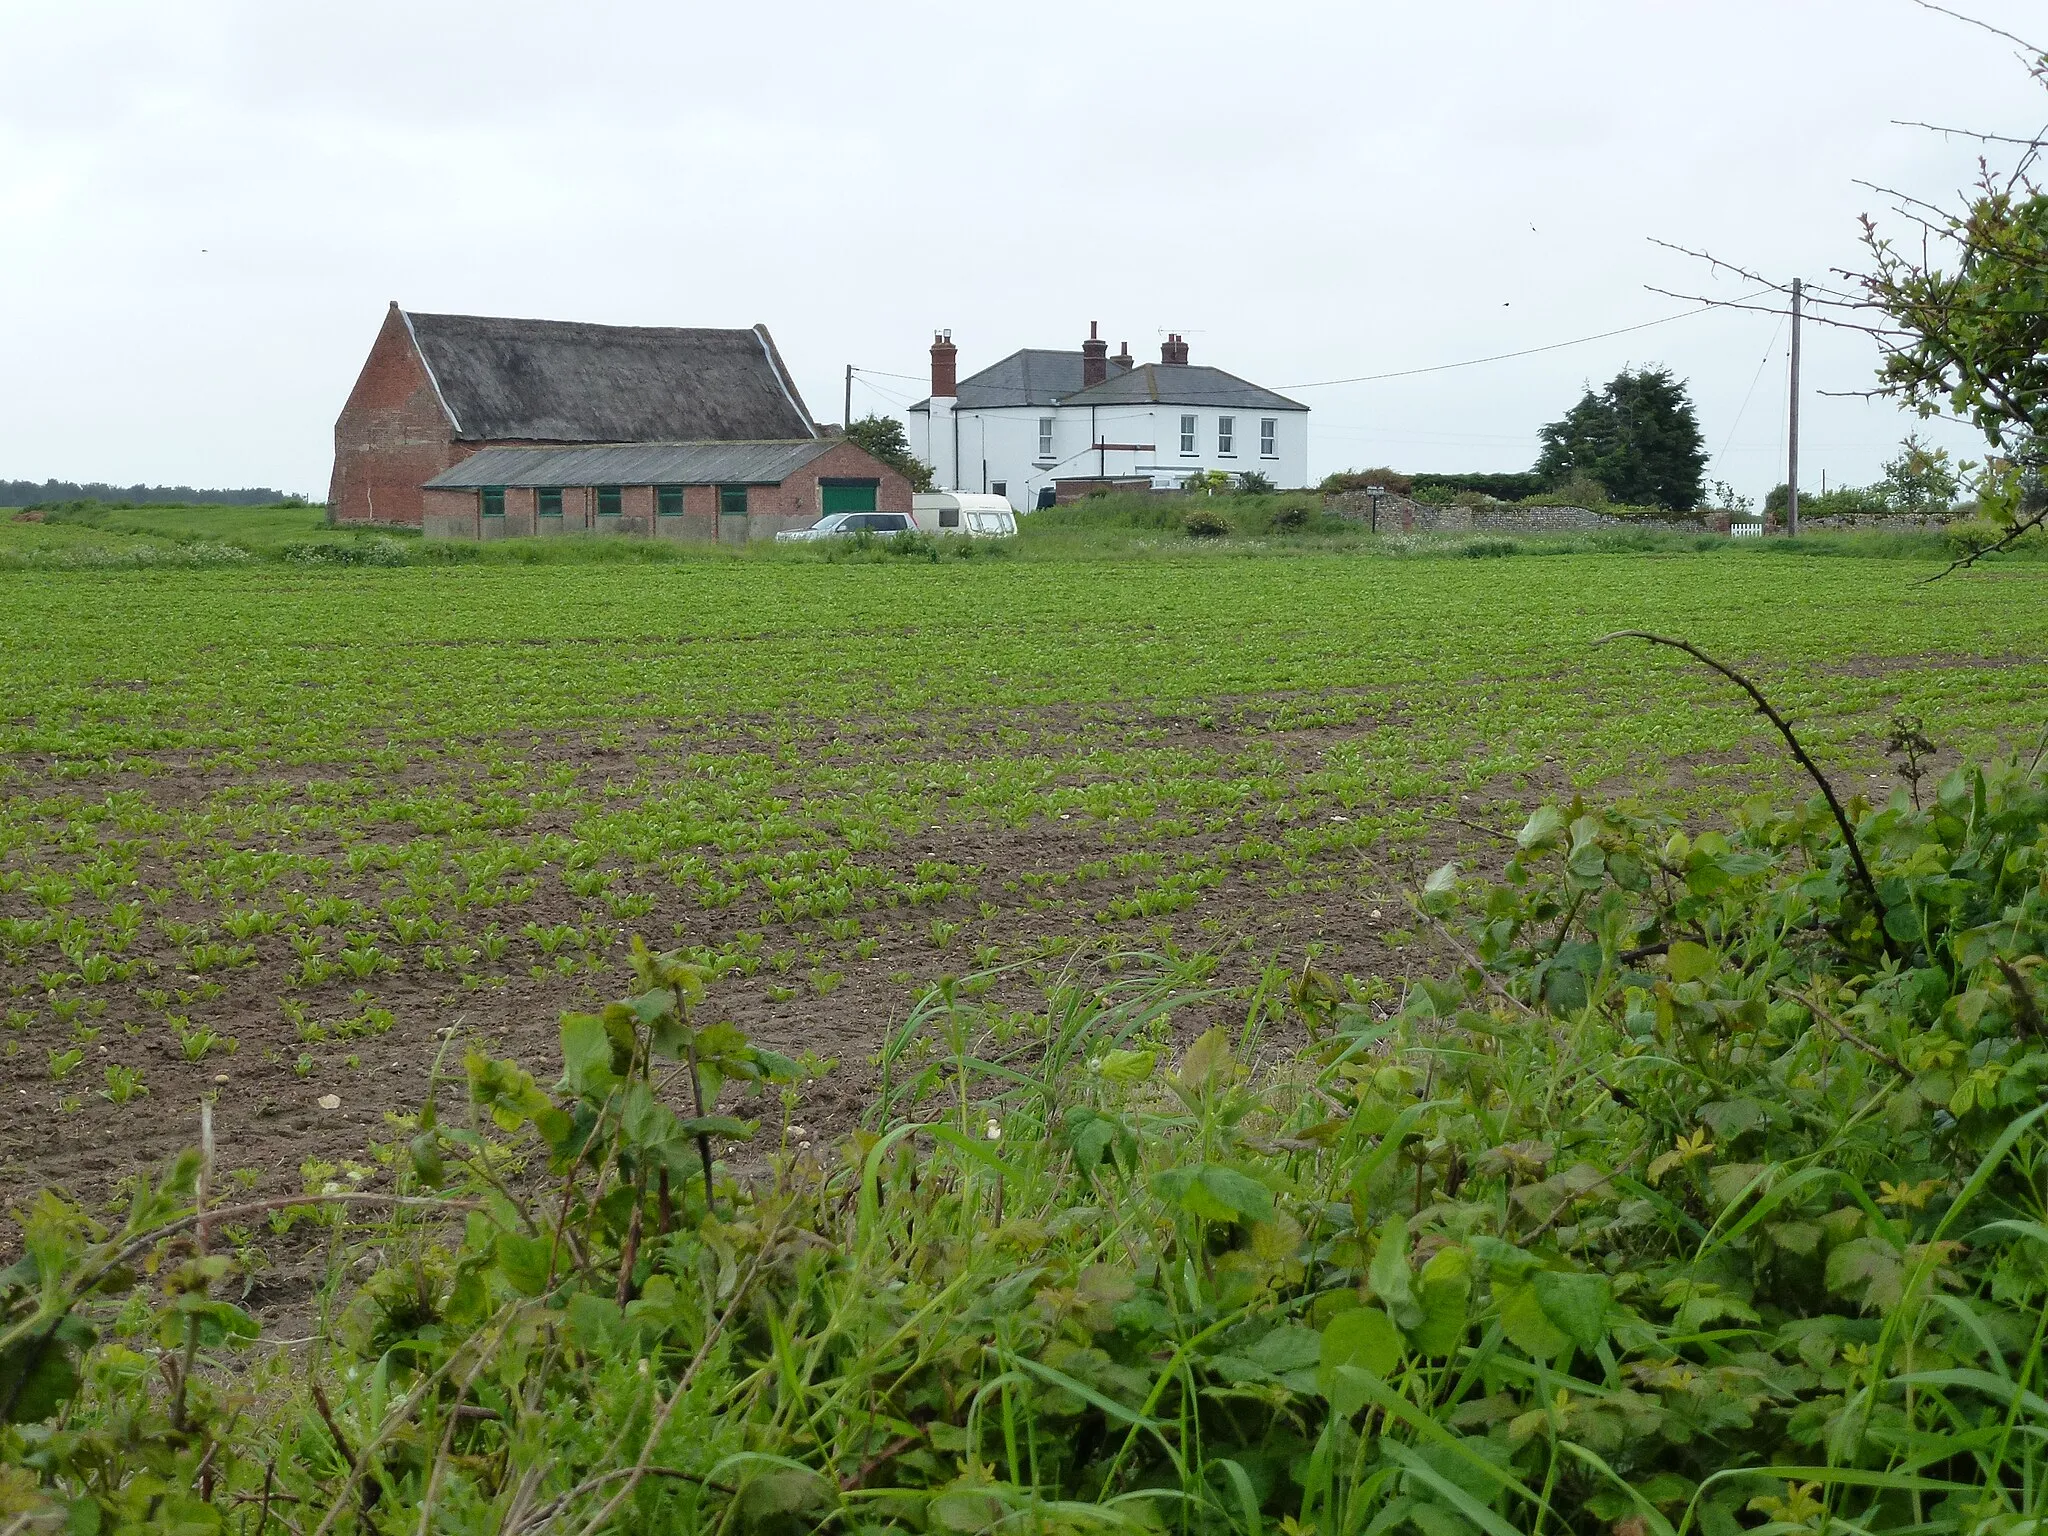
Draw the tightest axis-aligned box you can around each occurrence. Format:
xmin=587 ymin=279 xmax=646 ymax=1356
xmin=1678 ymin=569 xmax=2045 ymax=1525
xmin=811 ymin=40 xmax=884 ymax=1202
xmin=2 ymin=479 xmax=299 ymax=507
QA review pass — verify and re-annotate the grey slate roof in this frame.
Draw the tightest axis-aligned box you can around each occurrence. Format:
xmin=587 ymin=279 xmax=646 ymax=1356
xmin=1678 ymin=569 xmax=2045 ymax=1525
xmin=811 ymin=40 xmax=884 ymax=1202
xmin=908 ymin=351 xmax=1304 ymax=412
xmin=909 ymin=348 xmax=1133 ymax=411
xmin=1061 ymin=363 xmax=1306 ymax=411
xmin=421 ymin=440 xmax=838 ymax=489
xmin=403 ymin=311 xmax=817 ymax=443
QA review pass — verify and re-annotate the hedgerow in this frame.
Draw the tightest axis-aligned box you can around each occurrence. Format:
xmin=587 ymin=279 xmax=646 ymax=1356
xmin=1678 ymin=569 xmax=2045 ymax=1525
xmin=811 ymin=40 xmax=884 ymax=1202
xmin=6 ymin=711 xmax=2047 ymax=1533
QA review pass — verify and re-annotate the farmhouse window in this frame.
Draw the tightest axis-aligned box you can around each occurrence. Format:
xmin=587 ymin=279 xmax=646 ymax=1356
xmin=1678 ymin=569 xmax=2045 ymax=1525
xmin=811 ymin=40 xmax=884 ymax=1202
xmin=1037 ymin=419 xmax=1054 ymax=459
xmin=718 ymin=485 xmax=749 ymax=516
xmin=480 ymin=486 xmax=505 ymax=518
xmin=991 ymin=481 xmax=1007 ymax=499
xmin=1260 ymin=418 xmax=1277 ymax=458
xmin=656 ymin=485 xmax=684 ymax=518
xmin=596 ymin=486 xmax=623 ymax=519
xmin=1179 ymin=415 xmax=1197 ymax=455
xmin=1217 ymin=417 xmax=1235 ymax=457
xmin=537 ymin=487 xmax=563 ymax=518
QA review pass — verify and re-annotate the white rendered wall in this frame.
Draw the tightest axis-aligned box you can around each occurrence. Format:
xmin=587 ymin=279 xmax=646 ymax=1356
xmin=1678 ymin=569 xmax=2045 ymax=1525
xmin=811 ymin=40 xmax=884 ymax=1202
xmin=916 ymin=400 xmax=1308 ymax=510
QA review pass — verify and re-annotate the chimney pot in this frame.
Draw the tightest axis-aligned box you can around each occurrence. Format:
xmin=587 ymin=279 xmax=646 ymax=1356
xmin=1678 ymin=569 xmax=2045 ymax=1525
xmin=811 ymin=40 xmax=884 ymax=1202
xmin=930 ymin=330 xmax=958 ymax=399
xmin=1161 ymin=332 xmax=1190 ymax=365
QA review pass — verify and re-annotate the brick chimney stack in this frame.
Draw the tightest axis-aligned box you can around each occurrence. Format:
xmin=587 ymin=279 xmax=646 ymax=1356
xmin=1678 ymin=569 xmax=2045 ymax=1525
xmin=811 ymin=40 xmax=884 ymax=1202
xmin=1161 ymin=333 xmax=1189 ymax=366
xmin=1081 ymin=321 xmax=1108 ymax=387
xmin=1113 ymin=340 xmax=1133 ymax=372
xmin=930 ymin=330 xmax=957 ymax=398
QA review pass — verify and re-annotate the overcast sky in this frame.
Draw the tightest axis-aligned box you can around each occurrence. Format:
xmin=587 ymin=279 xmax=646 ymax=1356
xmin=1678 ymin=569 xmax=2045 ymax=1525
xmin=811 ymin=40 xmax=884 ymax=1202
xmin=2 ymin=0 xmax=2042 ymax=502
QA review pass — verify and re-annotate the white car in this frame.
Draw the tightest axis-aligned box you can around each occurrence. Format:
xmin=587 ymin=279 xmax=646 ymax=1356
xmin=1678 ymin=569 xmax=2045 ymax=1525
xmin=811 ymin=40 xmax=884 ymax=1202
xmin=775 ymin=511 xmax=916 ymax=543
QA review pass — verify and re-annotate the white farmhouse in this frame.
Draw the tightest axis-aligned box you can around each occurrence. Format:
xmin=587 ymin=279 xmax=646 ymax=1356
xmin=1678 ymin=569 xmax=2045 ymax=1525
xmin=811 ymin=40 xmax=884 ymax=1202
xmin=908 ymin=325 xmax=1308 ymax=510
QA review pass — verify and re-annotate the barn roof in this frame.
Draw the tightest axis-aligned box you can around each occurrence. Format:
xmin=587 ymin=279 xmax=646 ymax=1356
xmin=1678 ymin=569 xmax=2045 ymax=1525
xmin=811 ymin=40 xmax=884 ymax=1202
xmin=421 ymin=440 xmax=841 ymax=489
xmin=401 ymin=309 xmax=818 ymax=443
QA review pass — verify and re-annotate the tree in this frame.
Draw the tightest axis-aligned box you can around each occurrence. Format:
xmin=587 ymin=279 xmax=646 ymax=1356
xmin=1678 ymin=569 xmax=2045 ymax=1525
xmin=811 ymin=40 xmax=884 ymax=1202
xmin=1878 ymin=432 xmax=1966 ymax=513
xmin=1658 ymin=20 xmax=2048 ymax=567
xmin=843 ymin=415 xmax=933 ymax=492
xmin=1534 ymin=367 xmax=1707 ymax=511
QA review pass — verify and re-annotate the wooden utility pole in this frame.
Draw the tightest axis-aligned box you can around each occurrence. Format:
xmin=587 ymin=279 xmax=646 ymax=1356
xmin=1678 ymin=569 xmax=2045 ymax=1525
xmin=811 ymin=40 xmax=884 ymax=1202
xmin=1786 ymin=278 xmax=1802 ymax=537
xmin=843 ymin=364 xmax=853 ymax=433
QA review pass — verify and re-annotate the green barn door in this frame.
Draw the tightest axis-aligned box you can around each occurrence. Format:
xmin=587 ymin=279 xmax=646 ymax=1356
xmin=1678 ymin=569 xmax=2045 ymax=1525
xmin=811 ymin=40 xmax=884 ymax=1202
xmin=820 ymin=481 xmax=878 ymax=515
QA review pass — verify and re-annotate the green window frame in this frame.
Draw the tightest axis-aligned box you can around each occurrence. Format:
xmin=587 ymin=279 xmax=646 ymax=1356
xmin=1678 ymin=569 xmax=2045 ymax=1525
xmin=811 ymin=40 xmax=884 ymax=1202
xmin=596 ymin=486 xmax=623 ymax=519
xmin=537 ymin=487 xmax=563 ymax=518
xmin=718 ymin=485 xmax=749 ymax=516
xmin=656 ymin=485 xmax=684 ymax=518
xmin=480 ymin=486 xmax=506 ymax=518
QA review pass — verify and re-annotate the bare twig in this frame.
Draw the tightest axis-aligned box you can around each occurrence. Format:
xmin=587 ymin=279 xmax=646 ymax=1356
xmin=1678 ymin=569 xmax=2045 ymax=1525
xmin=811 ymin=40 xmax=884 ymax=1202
xmin=1907 ymin=0 xmax=2044 ymax=54
xmin=1594 ymin=633 xmax=1886 ymax=922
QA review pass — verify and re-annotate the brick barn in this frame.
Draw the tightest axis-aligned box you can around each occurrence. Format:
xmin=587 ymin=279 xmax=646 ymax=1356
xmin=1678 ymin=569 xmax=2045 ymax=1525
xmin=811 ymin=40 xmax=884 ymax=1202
xmin=327 ymin=303 xmax=824 ymax=528
xmin=419 ymin=440 xmax=911 ymax=543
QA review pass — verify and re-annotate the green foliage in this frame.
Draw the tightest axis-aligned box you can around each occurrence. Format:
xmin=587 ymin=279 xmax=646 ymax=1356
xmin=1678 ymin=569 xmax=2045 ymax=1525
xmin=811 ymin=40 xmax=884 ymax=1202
xmin=1321 ymin=467 xmax=1415 ymax=495
xmin=1413 ymin=472 xmax=1547 ymax=501
xmin=842 ymin=414 xmax=935 ymax=492
xmin=1880 ymin=432 xmax=1967 ymax=513
xmin=1237 ymin=469 xmax=1277 ymax=495
xmin=1536 ymin=367 xmax=1708 ymax=511
xmin=1182 ymin=507 xmax=1231 ymax=538
xmin=9 ymin=749 xmax=2048 ymax=1532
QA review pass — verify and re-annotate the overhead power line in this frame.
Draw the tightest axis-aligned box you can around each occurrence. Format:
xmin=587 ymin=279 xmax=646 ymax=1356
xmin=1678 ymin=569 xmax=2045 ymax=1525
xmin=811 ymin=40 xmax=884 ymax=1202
xmin=851 ymin=289 xmax=1775 ymax=405
xmin=1275 ymin=291 xmax=1778 ymax=390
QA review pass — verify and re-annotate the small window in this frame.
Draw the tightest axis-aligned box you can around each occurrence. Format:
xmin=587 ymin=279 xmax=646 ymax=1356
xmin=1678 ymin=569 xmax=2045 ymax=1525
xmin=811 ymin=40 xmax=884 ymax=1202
xmin=537 ymin=487 xmax=563 ymax=518
xmin=718 ymin=485 xmax=749 ymax=516
xmin=656 ymin=485 xmax=683 ymax=518
xmin=1179 ymin=415 xmax=1197 ymax=455
xmin=1217 ymin=417 xmax=1235 ymax=457
xmin=1260 ymin=418 xmax=1277 ymax=458
xmin=597 ymin=486 xmax=623 ymax=518
xmin=991 ymin=481 xmax=1007 ymax=497
xmin=1037 ymin=419 xmax=1054 ymax=459
xmin=939 ymin=505 xmax=961 ymax=528
xmin=481 ymin=486 xmax=505 ymax=518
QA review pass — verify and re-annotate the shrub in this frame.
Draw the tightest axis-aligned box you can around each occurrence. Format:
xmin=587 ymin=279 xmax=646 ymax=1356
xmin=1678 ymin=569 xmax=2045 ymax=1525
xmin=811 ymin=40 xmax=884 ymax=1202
xmin=1237 ymin=469 xmax=1277 ymax=495
xmin=1182 ymin=507 xmax=1231 ymax=538
xmin=1268 ymin=501 xmax=1310 ymax=531
xmin=1319 ymin=467 xmax=1413 ymax=495
xmin=1522 ymin=472 xmax=1611 ymax=509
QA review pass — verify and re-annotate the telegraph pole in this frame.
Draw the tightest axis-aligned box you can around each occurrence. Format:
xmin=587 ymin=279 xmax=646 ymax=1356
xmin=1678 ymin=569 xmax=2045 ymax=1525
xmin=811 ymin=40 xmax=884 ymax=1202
xmin=843 ymin=364 xmax=853 ymax=434
xmin=1786 ymin=278 xmax=1802 ymax=537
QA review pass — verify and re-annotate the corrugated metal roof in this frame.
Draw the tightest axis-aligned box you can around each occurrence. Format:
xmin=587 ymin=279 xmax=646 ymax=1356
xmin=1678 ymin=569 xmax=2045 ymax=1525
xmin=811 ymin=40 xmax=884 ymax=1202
xmin=422 ymin=440 xmax=837 ymax=489
xmin=404 ymin=312 xmax=818 ymax=443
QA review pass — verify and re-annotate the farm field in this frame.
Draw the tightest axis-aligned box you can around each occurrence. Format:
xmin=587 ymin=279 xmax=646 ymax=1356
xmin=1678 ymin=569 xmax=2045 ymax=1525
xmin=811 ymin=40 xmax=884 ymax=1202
xmin=2 ymin=549 xmax=2044 ymax=1234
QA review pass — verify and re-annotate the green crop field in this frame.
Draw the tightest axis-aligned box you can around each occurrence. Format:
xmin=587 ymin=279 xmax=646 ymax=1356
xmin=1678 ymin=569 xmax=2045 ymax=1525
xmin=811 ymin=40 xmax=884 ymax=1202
xmin=1 ymin=550 xmax=2043 ymax=1201
xmin=7 ymin=544 xmax=2048 ymax=1533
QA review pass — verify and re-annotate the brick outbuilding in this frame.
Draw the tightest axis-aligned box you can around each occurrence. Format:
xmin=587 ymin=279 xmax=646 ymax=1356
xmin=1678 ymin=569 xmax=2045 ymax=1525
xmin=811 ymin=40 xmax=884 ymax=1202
xmin=327 ymin=304 xmax=818 ymax=527
xmin=419 ymin=439 xmax=910 ymax=543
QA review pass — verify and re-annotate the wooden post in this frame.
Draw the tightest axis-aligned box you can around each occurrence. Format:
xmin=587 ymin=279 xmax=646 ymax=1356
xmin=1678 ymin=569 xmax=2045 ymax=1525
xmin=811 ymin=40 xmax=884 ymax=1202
xmin=1787 ymin=278 xmax=1802 ymax=538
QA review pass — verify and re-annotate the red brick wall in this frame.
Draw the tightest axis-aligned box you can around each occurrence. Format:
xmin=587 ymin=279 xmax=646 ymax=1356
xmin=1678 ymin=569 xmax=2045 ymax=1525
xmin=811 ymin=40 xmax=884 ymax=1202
xmin=422 ymin=488 xmax=479 ymax=540
xmin=742 ymin=441 xmax=913 ymax=538
xmin=328 ymin=304 xmax=467 ymax=527
xmin=620 ymin=485 xmax=654 ymax=536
